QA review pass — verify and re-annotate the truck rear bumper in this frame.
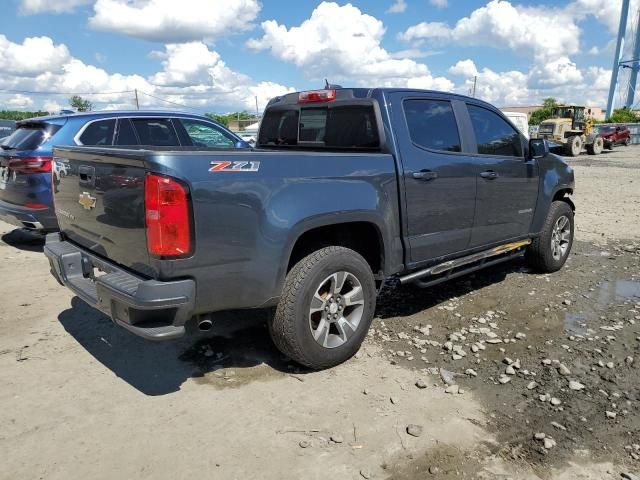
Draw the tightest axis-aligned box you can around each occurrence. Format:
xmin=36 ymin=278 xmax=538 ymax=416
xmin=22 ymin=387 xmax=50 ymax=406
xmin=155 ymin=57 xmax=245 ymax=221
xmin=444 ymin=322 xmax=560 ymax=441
xmin=44 ymin=233 xmax=195 ymax=340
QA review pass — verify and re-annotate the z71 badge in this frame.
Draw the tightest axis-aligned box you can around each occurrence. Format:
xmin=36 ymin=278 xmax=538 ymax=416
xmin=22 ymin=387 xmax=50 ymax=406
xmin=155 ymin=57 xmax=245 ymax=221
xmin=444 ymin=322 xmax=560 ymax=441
xmin=209 ymin=161 xmax=260 ymax=173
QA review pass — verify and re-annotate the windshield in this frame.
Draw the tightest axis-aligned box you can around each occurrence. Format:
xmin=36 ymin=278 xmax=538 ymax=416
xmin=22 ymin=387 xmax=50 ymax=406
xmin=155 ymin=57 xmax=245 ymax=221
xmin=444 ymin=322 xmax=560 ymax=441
xmin=0 ymin=123 xmax=61 ymax=151
xmin=596 ymin=125 xmax=614 ymax=133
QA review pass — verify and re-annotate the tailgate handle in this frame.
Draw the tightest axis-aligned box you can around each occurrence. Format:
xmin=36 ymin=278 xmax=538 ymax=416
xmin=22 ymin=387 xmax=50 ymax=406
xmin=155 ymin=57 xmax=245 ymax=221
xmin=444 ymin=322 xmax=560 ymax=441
xmin=78 ymin=165 xmax=95 ymax=187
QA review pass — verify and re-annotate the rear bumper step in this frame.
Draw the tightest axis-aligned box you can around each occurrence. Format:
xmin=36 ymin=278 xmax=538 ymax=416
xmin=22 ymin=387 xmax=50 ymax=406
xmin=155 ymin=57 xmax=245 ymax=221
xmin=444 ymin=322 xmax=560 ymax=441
xmin=399 ymin=240 xmax=531 ymax=287
xmin=44 ymin=233 xmax=195 ymax=340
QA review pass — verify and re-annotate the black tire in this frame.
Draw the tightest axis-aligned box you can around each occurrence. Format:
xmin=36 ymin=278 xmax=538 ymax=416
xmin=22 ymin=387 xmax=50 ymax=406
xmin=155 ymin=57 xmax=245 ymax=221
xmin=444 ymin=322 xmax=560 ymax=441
xmin=270 ymin=246 xmax=376 ymax=369
xmin=564 ymin=136 xmax=582 ymax=157
xmin=624 ymin=137 xmax=631 ymax=146
xmin=526 ymin=201 xmax=574 ymax=273
xmin=586 ymin=136 xmax=603 ymax=155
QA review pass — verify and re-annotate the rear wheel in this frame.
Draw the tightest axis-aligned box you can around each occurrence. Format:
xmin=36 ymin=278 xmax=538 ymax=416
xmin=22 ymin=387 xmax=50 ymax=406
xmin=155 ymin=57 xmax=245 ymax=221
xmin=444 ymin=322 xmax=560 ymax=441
xmin=270 ymin=246 xmax=376 ymax=369
xmin=526 ymin=201 xmax=574 ymax=273
xmin=586 ymin=136 xmax=603 ymax=155
xmin=564 ymin=136 xmax=582 ymax=157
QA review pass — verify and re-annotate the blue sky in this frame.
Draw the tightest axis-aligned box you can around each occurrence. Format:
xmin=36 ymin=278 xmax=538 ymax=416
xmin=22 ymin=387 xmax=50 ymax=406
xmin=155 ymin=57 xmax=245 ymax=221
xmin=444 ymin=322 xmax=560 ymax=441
xmin=0 ymin=0 xmax=636 ymax=113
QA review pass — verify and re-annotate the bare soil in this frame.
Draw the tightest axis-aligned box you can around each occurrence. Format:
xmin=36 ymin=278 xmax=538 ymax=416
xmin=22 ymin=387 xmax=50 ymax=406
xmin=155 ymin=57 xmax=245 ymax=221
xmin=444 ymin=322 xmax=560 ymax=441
xmin=1 ymin=147 xmax=639 ymax=479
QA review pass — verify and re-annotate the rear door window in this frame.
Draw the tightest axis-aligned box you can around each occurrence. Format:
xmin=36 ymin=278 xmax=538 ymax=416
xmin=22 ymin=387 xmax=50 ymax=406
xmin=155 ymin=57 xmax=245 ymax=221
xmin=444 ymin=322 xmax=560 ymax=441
xmin=131 ymin=119 xmax=180 ymax=146
xmin=179 ymin=119 xmax=236 ymax=147
xmin=467 ymin=105 xmax=523 ymax=157
xmin=78 ymin=119 xmax=116 ymax=146
xmin=403 ymin=99 xmax=461 ymax=152
xmin=259 ymin=105 xmax=379 ymax=149
xmin=115 ymin=118 xmax=138 ymax=145
xmin=1 ymin=123 xmax=61 ymax=151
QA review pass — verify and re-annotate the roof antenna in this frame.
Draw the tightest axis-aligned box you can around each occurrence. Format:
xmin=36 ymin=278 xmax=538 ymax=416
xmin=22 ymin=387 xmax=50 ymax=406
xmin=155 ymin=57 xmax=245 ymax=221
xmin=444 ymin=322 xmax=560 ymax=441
xmin=324 ymin=78 xmax=343 ymax=89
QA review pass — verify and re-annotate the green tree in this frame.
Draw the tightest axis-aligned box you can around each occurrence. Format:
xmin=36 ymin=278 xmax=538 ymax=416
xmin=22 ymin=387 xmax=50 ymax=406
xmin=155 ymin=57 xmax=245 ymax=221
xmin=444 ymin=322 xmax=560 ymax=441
xmin=529 ymin=98 xmax=557 ymax=125
xmin=605 ymin=107 xmax=638 ymax=123
xmin=0 ymin=110 xmax=49 ymax=121
xmin=69 ymin=95 xmax=93 ymax=112
xmin=205 ymin=111 xmax=257 ymax=128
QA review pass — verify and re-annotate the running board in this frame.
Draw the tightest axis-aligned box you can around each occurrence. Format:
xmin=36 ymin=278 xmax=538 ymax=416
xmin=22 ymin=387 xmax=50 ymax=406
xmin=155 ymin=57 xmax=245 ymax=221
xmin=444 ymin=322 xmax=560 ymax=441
xmin=398 ymin=240 xmax=531 ymax=287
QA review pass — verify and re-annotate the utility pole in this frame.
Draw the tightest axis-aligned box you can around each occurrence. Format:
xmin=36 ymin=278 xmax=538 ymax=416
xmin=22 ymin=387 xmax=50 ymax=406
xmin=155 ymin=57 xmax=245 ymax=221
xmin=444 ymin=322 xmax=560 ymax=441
xmin=607 ymin=0 xmax=630 ymax=119
xmin=471 ymin=76 xmax=477 ymax=98
xmin=255 ymin=96 xmax=259 ymax=117
xmin=625 ymin=7 xmax=640 ymax=108
xmin=134 ymin=89 xmax=139 ymax=110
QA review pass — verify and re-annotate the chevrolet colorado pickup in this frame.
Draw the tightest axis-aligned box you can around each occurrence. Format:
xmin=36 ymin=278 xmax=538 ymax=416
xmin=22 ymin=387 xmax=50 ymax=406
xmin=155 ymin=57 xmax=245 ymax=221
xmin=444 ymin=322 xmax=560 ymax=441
xmin=45 ymin=88 xmax=575 ymax=369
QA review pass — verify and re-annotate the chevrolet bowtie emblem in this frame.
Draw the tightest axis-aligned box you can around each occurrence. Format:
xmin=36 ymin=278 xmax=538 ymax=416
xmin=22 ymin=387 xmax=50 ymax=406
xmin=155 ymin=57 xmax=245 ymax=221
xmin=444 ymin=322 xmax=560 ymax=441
xmin=78 ymin=191 xmax=96 ymax=210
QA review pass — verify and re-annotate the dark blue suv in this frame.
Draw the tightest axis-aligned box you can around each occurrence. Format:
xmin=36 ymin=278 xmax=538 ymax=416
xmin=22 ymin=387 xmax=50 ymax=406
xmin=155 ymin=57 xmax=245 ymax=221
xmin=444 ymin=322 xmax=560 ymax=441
xmin=0 ymin=111 xmax=248 ymax=231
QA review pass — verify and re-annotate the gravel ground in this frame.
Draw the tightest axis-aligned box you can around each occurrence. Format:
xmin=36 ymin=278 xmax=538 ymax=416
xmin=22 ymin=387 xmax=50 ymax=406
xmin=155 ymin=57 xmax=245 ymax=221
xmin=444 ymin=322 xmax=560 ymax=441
xmin=0 ymin=146 xmax=639 ymax=479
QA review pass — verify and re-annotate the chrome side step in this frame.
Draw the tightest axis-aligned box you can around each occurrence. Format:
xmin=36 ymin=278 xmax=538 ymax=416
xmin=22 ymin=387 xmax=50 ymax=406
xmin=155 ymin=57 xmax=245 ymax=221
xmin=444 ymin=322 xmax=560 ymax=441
xmin=398 ymin=240 xmax=531 ymax=287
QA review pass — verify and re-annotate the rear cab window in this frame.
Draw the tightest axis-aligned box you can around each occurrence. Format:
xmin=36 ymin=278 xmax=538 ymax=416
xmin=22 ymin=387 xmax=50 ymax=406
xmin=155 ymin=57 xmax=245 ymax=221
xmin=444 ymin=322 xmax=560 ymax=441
xmin=403 ymin=99 xmax=461 ymax=152
xmin=1 ymin=122 xmax=62 ymax=151
xmin=258 ymin=92 xmax=380 ymax=150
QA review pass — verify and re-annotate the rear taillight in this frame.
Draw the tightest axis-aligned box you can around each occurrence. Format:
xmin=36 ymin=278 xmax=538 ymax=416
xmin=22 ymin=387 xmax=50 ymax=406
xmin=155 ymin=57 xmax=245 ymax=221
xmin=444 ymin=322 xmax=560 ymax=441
xmin=144 ymin=173 xmax=192 ymax=258
xmin=9 ymin=156 xmax=53 ymax=174
xmin=298 ymin=89 xmax=337 ymax=104
xmin=25 ymin=202 xmax=48 ymax=209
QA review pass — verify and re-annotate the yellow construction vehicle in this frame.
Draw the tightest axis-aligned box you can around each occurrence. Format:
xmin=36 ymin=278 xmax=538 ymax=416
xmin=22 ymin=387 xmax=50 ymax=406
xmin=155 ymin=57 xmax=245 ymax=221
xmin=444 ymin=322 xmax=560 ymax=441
xmin=535 ymin=105 xmax=604 ymax=156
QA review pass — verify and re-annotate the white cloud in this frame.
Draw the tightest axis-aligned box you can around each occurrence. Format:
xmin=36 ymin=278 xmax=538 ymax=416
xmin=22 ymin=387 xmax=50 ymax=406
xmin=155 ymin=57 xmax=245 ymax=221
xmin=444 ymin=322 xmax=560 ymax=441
xmin=448 ymin=58 xmax=612 ymax=107
xmin=400 ymin=0 xmax=580 ymax=61
xmin=19 ymin=0 xmax=92 ymax=14
xmin=430 ymin=0 xmax=448 ymax=8
xmin=0 ymin=35 xmax=293 ymax=113
xmin=89 ymin=0 xmax=261 ymax=43
xmin=0 ymin=35 xmax=71 ymax=76
xmin=7 ymin=94 xmax=34 ymax=108
xmin=529 ymin=57 xmax=583 ymax=87
xmin=247 ymin=1 xmax=450 ymax=88
xmin=386 ymin=0 xmax=407 ymax=14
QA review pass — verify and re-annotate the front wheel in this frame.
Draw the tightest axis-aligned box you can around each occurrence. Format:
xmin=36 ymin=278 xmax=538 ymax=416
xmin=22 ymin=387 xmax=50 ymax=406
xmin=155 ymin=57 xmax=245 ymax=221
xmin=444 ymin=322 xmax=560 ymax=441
xmin=624 ymin=137 xmax=631 ymax=146
xmin=586 ymin=136 xmax=603 ymax=155
xmin=270 ymin=246 xmax=376 ymax=369
xmin=564 ymin=136 xmax=582 ymax=157
xmin=526 ymin=201 xmax=574 ymax=273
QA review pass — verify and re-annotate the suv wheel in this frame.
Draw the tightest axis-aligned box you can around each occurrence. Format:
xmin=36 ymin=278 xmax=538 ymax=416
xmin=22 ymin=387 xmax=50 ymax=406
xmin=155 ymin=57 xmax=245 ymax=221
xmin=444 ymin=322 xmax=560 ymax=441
xmin=270 ymin=246 xmax=376 ymax=369
xmin=526 ymin=201 xmax=574 ymax=273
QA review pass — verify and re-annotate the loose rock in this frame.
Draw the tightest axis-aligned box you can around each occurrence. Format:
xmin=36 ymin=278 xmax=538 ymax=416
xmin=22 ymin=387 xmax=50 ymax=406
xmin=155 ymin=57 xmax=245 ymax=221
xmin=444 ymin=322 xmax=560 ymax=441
xmin=569 ymin=380 xmax=585 ymax=391
xmin=406 ymin=424 xmax=424 ymax=437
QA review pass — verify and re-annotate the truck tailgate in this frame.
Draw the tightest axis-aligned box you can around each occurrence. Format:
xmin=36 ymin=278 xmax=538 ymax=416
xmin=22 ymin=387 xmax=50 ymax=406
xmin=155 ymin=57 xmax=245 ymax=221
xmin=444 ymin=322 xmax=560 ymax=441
xmin=53 ymin=147 xmax=151 ymax=273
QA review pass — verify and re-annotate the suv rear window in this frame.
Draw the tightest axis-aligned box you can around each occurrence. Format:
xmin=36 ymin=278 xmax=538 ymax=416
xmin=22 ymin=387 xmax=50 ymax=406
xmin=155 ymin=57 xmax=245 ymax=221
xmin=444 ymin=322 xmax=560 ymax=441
xmin=0 ymin=123 xmax=61 ymax=151
xmin=78 ymin=119 xmax=115 ymax=146
xmin=258 ymin=104 xmax=380 ymax=150
xmin=132 ymin=119 xmax=180 ymax=146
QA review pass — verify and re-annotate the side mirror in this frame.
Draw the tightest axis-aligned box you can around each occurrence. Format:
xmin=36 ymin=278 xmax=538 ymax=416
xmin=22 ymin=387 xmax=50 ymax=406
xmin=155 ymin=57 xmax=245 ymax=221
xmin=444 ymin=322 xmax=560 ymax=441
xmin=235 ymin=140 xmax=251 ymax=149
xmin=529 ymin=138 xmax=549 ymax=159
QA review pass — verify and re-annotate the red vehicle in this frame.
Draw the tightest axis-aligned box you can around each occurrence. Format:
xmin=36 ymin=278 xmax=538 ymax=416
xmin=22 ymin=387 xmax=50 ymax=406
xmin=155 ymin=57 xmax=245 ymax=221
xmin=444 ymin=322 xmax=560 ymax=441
xmin=597 ymin=124 xmax=632 ymax=149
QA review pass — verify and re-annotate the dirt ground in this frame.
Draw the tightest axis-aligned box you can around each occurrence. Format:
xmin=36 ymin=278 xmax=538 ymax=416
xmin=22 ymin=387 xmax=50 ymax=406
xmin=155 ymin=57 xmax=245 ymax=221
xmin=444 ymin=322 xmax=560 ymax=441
xmin=1 ymin=147 xmax=639 ymax=480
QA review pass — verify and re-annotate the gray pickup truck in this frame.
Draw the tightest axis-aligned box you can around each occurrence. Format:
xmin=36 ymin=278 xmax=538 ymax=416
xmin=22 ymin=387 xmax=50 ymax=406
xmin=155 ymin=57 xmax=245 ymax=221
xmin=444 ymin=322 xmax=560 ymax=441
xmin=45 ymin=88 xmax=575 ymax=369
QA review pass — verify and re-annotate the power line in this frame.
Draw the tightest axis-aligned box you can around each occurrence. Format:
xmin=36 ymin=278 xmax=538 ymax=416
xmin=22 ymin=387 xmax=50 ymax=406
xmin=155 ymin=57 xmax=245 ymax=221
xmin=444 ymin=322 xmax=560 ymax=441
xmin=137 ymin=90 xmax=210 ymax=114
xmin=0 ymin=88 xmax=135 ymax=95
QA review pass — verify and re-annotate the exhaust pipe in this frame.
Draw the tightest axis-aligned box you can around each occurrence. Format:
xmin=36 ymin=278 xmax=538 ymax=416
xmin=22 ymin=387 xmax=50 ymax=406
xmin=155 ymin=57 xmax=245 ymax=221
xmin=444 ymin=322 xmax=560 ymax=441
xmin=197 ymin=317 xmax=213 ymax=332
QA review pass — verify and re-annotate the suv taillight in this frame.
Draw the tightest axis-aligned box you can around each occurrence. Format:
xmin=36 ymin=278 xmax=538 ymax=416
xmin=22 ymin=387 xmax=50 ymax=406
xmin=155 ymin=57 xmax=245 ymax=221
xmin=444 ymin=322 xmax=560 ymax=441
xmin=144 ymin=173 xmax=192 ymax=258
xmin=9 ymin=156 xmax=52 ymax=173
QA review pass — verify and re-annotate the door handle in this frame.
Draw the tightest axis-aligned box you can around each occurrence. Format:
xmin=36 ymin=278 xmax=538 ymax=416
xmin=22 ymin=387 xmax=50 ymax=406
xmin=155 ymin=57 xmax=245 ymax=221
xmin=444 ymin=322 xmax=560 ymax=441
xmin=480 ymin=170 xmax=499 ymax=180
xmin=412 ymin=170 xmax=438 ymax=181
